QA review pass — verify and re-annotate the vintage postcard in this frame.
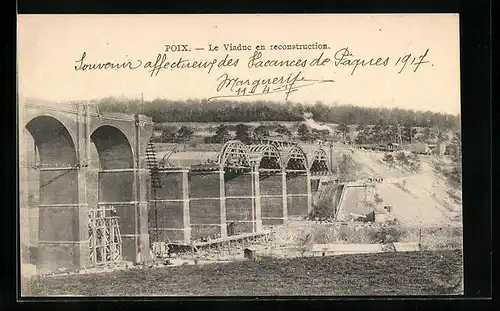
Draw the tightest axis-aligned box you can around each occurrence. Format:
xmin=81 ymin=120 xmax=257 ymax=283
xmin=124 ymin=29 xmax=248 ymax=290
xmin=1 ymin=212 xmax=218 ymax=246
xmin=18 ymin=14 xmax=463 ymax=296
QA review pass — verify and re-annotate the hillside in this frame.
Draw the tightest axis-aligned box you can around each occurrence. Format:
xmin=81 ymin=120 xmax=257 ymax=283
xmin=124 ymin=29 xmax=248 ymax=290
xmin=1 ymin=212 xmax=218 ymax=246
xmin=325 ymin=147 xmax=462 ymax=226
xmin=94 ymin=97 xmax=460 ymax=131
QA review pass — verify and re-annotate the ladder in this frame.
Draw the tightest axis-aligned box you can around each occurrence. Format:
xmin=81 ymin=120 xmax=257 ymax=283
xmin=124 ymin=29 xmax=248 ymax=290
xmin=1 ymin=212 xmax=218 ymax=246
xmin=145 ymin=139 xmax=161 ymax=189
xmin=145 ymin=138 xmax=165 ymax=248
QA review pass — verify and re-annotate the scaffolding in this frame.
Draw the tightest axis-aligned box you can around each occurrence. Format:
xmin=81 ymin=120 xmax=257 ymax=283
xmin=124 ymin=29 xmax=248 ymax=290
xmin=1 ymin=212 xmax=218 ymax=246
xmin=217 ymin=140 xmax=251 ymax=172
xmin=248 ymin=144 xmax=283 ymax=171
xmin=282 ymin=146 xmax=308 ymax=171
xmin=88 ymin=205 xmax=122 ymax=265
xmin=310 ymin=148 xmax=329 ymax=175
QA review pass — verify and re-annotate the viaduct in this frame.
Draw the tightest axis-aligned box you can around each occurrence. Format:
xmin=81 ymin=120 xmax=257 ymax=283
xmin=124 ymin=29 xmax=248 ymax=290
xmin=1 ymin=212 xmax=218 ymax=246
xmin=19 ymin=99 xmax=331 ymax=274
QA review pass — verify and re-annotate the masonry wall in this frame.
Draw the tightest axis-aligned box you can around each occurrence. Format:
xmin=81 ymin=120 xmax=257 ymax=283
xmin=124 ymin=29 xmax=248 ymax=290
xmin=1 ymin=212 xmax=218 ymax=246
xmin=189 ymin=172 xmax=224 ymax=240
xmin=20 ymin=132 xmax=40 ymax=265
xmin=149 ymin=170 xmax=190 ymax=244
xmin=98 ymin=170 xmax=138 ymax=260
xmin=37 ymin=168 xmax=88 ymax=273
xmin=310 ymin=179 xmax=320 ymax=194
xmin=286 ymin=173 xmax=311 ymax=216
xmin=225 ymin=172 xmax=257 ymax=235
xmin=336 ymin=185 xmax=371 ymax=221
xmin=259 ymin=172 xmax=286 ymax=225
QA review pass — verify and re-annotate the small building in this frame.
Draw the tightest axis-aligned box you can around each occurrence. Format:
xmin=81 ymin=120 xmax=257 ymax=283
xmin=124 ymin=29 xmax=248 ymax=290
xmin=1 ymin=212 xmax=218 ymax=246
xmin=407 ymin=143 xmax=432 ymax=155
xmin=244 ymin=248 xmax=255 ymax=260
xmin=386 ymin=142 xmax=400 ymax=151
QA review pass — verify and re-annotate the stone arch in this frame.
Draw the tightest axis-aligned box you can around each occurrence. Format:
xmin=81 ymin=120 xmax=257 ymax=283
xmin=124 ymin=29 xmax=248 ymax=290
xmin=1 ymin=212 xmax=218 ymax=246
xmin=24 ymin=115 xmax=81 ymax=273
xmin=310 ymin=148 xmax=329 ymax=174
xmin=89 ymin=125 xmax=136 ymax=262
xmin=90 ymin=125 xmax=134 ymax=170
xmin=25 ymin=115 xmax=77 ymax=167
xmin=283 ymin=146 xmax=308 ymax=171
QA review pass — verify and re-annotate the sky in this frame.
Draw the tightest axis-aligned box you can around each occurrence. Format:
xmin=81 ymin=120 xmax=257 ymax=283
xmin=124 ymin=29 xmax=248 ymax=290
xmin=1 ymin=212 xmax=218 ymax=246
xmin=18 ymin=14 xmax=460 ymax=115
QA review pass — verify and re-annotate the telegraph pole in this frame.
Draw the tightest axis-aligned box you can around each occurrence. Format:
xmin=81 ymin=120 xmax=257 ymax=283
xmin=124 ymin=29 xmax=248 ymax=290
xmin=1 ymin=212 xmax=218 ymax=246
xmin=141 ymin=93 xmax=144 ymax=115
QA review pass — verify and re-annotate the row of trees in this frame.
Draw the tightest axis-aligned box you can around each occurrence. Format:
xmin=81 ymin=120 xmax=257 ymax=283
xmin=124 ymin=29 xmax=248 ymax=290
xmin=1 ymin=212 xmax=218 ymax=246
xmin=157 ymin=122 xmax=453 ymax=146
xmin=157 ymin=123 xmax=294 ymax=144
xmin=351 ymin=123 xmax=446 ymax=145
xmin=95 ymin=97 xmax=460 ymax=131
xmin=446 ymin=131 xmax=462 ymax=188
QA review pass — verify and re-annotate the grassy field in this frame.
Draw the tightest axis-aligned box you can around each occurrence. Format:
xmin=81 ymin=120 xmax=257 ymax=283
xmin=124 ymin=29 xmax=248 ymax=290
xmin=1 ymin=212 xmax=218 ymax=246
xmin=22 ymin=249 xmax=463 ymax=297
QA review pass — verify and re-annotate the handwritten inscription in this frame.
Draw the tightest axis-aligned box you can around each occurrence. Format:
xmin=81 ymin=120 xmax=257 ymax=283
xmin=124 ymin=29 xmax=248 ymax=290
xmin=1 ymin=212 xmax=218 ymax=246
xmin=209 ymin=71 xmax=334 ymax=101
xmin=73 ymin=44 xmax=432 ymax=101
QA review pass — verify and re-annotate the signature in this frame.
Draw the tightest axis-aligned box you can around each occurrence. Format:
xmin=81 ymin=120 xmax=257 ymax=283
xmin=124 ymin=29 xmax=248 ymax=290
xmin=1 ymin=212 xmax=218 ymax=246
xmin=208 ymin=71 xmax=334 ymax=102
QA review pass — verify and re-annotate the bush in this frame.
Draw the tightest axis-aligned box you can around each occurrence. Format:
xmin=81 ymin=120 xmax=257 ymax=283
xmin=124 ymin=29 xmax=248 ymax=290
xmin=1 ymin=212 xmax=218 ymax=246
xmin=312 ymin=226 xmax=329 ymax=244
xmin=410 ymin=161 xmax=422 ymax=172
xmin=295 ymin=230 xmax=314 ymax=256
xmin=382 ymin=153 xmax=394 ymax=162
xmin=396 ymin=152 xmax=406 ymax=162
xmin=374 ymin=193 xmax=383 ymax=205
xmin=368 ymin=226 xmax=405 ymax=244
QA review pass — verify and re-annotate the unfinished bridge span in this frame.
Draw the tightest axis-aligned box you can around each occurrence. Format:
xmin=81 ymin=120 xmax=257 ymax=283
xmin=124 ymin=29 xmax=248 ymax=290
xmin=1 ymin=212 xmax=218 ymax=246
xmin=249 ymin=144 xmax=286 ymax=226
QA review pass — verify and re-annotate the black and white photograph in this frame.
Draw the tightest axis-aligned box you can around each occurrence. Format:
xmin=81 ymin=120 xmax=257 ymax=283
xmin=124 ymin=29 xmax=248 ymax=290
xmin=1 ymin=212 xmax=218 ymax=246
xmin=18 ymin=14 xmax=463 ymax=296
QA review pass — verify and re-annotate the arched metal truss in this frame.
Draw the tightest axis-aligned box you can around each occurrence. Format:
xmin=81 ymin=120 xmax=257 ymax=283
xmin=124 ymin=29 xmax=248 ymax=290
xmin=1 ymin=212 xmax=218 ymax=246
xmin=282 ymin=146 xmax=309 ymax=171
xmin=217 ymin=140 xmax=251 ymax=169
xmin=310 ymin=148 xmax=329 ymax=174
xmin=248 ymin=144 xmax=283 ymax=170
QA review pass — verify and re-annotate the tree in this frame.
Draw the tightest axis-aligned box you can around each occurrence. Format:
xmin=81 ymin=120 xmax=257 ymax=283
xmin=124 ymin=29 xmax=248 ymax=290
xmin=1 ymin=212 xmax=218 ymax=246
xmin=447 ymin=130 xmax=462 ymax=188
xmin=382 ymin=124 xmax=398 ymax=143
xmin=421 ymin=127 xmax=431 ymax=143
xmin=355 ymin=131 xmax=369 ymax=145
xmin=211 ymin=124 xmax=231 ymax=144
xmin=370 ymin=121 xmax=386 ymax=143
xmin=449 ymin=131 xmax=462 ymax=164
xmin=176 ymin=126 xmax=194 ymax=143
xmin=356 ymin=124 xmax=366 ymax=132
xmin=295 ymin=231 xmax=314 ymax=257
xmin=235 ymin=123 xmax=251 ymax=144
xmin=337 ymin=123 xmax=349 ymax=143
xmin=97 ymin=97 xmax=460 ymax=131
xmin=275 ymin=124 xmax=292 ymax=137
xmin=297 ymin=124 xmax=311 ymax=141
xmin=253 ymin=125 xmax=270 ymax=140
xmin=161 ymin=126 xmax=178 ymax=143
xmin=401 ymin=125 xmax=412 ymax=144
xmin=311 ymin=129 xmax=330 ymax=141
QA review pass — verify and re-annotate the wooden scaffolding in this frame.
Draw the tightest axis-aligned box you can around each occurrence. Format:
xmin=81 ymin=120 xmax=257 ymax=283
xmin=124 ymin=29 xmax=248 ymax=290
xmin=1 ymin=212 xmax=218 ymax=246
xmin=88 ymin=205 xmax=123 ymax=265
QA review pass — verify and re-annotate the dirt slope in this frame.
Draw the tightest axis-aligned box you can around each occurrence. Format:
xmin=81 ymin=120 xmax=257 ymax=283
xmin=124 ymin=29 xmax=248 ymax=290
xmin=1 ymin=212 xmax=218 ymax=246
xmin=330 ymin=148 xmax=462 ymax=226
